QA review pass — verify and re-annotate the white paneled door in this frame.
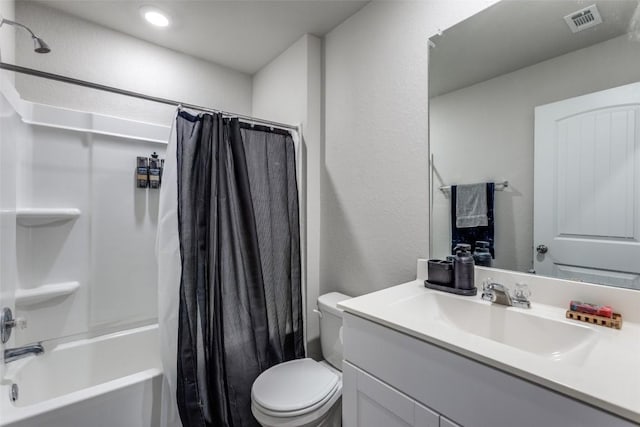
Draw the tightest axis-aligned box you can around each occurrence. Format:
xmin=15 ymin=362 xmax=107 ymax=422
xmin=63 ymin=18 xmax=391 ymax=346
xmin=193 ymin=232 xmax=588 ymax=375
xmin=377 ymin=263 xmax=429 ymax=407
xmin=534 ymin=82 xmax=640 ymax=289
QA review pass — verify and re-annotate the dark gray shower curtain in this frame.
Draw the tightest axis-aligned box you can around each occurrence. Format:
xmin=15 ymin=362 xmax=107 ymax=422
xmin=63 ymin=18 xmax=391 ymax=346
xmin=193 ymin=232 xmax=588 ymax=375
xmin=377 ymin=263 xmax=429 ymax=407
xmin=174 ymin=110 xmax=304 ymax=427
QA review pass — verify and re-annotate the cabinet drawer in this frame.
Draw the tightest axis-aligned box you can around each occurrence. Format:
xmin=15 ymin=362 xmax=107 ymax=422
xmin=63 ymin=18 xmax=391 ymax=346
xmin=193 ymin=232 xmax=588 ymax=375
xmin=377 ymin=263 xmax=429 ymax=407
xmin=343 ymin=313 xmax=636 ymax=427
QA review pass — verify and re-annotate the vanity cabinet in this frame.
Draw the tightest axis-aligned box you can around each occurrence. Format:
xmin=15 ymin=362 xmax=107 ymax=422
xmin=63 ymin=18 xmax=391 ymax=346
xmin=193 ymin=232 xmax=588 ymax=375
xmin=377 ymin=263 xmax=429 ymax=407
xmin=342 ymin=312 xmax=636 ymax=427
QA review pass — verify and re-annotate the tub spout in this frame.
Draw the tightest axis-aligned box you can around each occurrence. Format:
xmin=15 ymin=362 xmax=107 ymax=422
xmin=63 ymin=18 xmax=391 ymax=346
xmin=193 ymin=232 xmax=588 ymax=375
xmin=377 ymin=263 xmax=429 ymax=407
xmin=4 ymin=343 xmax=44 ymax=363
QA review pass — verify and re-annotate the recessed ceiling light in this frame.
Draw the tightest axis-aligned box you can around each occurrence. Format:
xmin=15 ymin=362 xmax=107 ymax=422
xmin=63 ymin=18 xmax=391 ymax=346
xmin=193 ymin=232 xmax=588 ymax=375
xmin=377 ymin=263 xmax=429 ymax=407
xmin=140 ymin=6 xmax=170 ymax=28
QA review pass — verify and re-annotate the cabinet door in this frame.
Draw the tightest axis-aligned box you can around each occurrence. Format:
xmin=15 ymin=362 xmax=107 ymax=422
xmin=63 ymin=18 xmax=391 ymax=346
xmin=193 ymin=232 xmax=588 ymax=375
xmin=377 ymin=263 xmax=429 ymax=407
xmin=343 ymin=361 xmax=439 ymax=427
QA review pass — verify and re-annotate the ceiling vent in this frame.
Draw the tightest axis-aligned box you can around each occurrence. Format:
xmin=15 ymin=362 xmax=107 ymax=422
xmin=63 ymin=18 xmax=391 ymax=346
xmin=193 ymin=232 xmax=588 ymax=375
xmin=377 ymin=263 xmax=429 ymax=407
xmin=564 ymin=5 xmax=603 ymax=33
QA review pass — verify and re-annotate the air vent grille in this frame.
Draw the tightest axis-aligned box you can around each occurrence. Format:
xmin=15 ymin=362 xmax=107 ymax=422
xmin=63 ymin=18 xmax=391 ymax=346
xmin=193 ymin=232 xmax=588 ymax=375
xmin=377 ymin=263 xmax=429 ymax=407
xmin=564 ymin=5 xmax=603 ymax=33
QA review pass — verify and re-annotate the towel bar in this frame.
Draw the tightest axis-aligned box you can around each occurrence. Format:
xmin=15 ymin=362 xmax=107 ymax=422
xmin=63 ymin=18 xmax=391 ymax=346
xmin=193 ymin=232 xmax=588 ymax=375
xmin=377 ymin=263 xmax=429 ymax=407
xmin=439 ymin=180 xmax=508 ymax=192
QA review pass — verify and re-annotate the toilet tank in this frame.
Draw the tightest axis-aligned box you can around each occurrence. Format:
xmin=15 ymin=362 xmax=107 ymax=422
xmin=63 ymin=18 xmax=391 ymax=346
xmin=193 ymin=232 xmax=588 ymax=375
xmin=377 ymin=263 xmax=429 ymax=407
xmin=317 ymin=292 xmax=351 ymax=370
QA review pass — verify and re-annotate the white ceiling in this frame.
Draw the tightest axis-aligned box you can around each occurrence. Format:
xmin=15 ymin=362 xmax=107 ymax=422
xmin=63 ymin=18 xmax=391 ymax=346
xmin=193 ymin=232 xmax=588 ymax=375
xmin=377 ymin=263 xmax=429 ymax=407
xmin=429 ymin=0 xmax=640 ymax=97
xmin=32 ymin=0 xmax=369 ymax=75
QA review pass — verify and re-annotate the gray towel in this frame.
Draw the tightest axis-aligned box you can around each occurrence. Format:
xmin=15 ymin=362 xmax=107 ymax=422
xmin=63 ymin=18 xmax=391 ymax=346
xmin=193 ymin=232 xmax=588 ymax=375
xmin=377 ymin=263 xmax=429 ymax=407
xmin=456 ymin=183 xmax=488 ymax=228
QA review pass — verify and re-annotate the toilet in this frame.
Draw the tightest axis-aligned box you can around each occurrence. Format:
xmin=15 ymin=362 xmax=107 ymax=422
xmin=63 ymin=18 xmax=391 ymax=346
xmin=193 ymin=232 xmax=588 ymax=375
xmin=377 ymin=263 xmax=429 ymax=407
xmin=251 ymin=292 xmax=351 ymax=427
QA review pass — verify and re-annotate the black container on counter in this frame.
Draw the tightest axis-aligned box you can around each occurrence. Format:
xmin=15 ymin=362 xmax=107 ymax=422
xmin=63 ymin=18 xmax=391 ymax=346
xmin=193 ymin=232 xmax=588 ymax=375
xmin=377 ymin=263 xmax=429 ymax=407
xmin=453 ymin=244 xmax=475 ymax=291
xmin=427 ymin=259 xmax=454 ymax=286
xmin=473 ymin=241 xmax=492 ymax=267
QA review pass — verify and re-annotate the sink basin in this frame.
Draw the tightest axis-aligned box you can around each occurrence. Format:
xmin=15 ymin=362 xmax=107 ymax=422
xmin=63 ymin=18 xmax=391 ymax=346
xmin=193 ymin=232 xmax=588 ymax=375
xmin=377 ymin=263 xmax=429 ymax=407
xmin=389 ymin=292 xmax=597 ymax=363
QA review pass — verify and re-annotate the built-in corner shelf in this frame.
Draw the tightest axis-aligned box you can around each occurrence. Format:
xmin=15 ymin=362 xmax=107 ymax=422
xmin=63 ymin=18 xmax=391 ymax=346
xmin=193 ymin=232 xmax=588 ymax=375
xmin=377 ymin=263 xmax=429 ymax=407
xmin=16 ymin=208 xmax=81 ymax=227
xmin=15 ymin=281 xmax=80 ymax=308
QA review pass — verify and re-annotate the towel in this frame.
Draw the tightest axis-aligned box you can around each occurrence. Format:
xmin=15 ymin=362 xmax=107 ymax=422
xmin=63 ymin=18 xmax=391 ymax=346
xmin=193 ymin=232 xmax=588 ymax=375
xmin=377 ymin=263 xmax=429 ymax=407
xmin=451 ymin=183 xmax=495 ymax=258
xmin=455 ymin=183 xmax=488 ymax=228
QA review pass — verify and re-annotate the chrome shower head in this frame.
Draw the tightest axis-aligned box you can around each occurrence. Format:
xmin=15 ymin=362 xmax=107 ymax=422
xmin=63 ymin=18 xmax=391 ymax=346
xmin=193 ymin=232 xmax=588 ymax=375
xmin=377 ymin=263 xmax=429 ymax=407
xmin=0 ymin=17 xmax=51 ymax=54
xmin=33 ymin=37 xmax=50 ymax=54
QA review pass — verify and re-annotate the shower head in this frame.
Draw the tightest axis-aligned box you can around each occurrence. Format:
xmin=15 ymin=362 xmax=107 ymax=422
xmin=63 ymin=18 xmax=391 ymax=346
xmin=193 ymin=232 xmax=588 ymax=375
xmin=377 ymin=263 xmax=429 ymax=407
xmin=0 ymin=16 xmax=51 ymax=54
xmin=33 ymin=37 xmax=50 ymax=54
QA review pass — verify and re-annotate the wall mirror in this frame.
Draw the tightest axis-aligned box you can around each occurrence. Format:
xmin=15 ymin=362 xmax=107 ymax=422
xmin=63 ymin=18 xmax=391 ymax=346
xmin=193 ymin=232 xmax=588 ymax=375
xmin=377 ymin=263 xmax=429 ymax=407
xmin=428 ymin=0 xmax=640 ymax=290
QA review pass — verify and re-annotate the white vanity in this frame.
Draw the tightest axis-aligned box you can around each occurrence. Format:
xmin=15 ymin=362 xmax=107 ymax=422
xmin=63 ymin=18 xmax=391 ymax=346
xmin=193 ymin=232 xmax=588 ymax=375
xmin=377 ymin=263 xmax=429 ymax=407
xmin=338 ymin=268 xmax=640 ymax=427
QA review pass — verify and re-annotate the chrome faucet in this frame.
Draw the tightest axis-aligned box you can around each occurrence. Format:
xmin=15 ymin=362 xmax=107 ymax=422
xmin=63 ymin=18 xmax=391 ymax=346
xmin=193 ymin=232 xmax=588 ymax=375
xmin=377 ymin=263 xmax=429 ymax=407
xmin=4 ymin=343 xmax=44 ymax=363
xmin=481 ymin=281 xmax=531 ymax=309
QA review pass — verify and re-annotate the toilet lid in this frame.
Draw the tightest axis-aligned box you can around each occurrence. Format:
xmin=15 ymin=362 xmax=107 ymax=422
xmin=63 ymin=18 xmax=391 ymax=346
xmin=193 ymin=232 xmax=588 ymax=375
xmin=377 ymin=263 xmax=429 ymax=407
xmin=252 ymin=358 xmax=339 ymax=414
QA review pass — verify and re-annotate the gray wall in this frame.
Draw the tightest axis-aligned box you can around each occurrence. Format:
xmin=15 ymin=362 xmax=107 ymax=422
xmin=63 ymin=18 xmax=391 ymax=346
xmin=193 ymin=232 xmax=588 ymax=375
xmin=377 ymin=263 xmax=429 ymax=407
xmin=430 ymin=34 xmax=640 ymax=272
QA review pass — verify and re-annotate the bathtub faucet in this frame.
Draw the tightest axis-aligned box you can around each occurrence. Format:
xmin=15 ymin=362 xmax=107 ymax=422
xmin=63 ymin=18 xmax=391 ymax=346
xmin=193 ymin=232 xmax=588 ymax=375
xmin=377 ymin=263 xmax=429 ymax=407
xmin=4 ymin=343 xmax=44 ymax=363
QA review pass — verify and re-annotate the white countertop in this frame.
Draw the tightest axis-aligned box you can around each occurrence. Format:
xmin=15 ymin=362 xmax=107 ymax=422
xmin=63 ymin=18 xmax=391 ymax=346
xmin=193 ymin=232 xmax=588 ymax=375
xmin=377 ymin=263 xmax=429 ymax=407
xmin=338 ymin=280 xmax=640 ymax=424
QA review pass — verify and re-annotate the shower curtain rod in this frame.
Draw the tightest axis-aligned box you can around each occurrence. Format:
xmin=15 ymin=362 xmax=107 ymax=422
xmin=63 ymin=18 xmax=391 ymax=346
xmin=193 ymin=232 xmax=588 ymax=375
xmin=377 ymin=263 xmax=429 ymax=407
xmin=0 ymin=62 xmax=298 ymax=131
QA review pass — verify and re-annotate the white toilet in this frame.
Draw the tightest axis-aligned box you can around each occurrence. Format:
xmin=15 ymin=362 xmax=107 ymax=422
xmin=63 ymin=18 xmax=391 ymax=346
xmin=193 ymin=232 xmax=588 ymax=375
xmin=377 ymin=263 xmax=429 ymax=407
xmin=251 ymin=292 xmax=351 ymax=427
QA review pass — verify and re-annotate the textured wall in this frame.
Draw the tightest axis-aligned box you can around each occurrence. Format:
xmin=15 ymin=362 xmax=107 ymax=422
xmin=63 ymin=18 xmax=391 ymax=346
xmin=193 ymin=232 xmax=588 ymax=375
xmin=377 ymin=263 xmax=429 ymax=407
xmin=430 ymin=34 xmax=640 ymax=273
xmin=322 ymin=0 xmax=496 ymax=297
xmin=0 ymin=0 xmax=15 ymax=69
xmin=253 ymin=36 xmax=311 ymax=124
xmin=15 ymin=1 xmax=252 ymax=125
xmin=252 ymin=34 xmax=324 ymax=358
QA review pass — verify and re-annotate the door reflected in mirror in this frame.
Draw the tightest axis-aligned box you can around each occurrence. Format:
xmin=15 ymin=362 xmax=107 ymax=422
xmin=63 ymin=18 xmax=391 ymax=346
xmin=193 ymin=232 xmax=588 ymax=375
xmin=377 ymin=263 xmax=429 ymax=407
xmin=428 ymin=0 xmax=640 ymax=290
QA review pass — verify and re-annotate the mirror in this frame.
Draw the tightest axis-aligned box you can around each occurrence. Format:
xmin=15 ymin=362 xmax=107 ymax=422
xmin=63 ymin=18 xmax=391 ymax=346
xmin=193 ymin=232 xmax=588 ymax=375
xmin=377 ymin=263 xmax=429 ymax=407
xmin=428 ymin=0 xmax=640 ymax=290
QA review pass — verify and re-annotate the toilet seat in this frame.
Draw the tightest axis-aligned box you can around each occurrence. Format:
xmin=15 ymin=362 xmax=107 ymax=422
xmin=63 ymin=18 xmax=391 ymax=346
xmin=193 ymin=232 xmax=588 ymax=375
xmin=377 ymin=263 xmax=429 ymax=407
xmin=252 ymin=358 xmax=341 ymax=418
xmin=254 ymin=381 xmax=340 ymax=418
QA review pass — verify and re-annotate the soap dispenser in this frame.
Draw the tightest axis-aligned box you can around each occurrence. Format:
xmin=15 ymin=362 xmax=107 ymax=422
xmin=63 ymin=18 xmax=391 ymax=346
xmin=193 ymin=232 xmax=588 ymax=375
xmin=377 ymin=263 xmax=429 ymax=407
xmin=453 ymin=244 xmax=475 ymax=292
xmin=473 ymin=241 xmax=492 ymax=267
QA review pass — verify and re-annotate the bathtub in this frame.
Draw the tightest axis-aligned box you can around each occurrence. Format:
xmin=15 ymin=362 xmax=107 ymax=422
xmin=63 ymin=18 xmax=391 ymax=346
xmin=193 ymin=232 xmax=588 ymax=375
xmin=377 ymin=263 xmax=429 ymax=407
xmin=0 ymin=324 xmax=162 ymax=427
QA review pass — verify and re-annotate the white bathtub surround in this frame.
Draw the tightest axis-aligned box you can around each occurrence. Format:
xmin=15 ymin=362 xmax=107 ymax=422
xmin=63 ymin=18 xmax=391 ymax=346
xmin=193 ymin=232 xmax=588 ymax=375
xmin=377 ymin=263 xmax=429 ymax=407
xmin=0 ymin=76 xmax=166 ymax=426
xmin=14 ymin=281 xmax=79 ymax=308
xmin=0 ymin=325 xmax=161 ymax=427
xmin=339 ymin=268 xmax=640 ymax=424
xmin=15 ymin=208 xmax=81 ymax=227
xmin=0 ymin=76 xmax=167 ymax=347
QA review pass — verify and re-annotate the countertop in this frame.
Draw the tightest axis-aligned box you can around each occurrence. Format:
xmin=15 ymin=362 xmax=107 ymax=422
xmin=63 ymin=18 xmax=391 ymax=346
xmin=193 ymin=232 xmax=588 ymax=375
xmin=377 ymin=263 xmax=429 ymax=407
xmin=338 ymin=280 xmax=640 ymax=424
